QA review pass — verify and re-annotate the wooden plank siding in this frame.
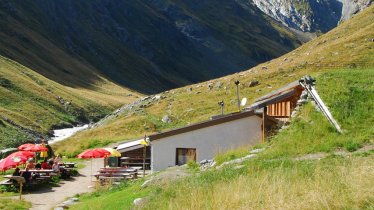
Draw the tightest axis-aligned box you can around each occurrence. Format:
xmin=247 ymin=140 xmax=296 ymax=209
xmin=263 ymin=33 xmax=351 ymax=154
xmin=265 ymin=88 xmax=303 ymax=119
xmin=267 ymin=100 xmax=292 ymax=117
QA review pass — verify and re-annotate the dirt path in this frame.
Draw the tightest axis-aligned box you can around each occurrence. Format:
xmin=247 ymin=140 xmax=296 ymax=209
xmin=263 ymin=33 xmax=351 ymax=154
xmin=18 ymin=158 xmax=103 ymax=210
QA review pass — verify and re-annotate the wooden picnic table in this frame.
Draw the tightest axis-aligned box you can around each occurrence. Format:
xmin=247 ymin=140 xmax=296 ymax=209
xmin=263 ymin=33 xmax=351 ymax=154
xmin=20 ymin=169 xmax=54 ymax=173
xmin=97 ymin=176 xmax=125 ymax=185
xmin=20 ymin=169 xmax=56 ymax=176
xmin=93 ymin=172 xmax=135 ymax=178
xmin=59 ymin=162 xmax=77 ymax=168
xmin=2 ymin=175 xmax=25 ymax=184
xmin=99 ymin=167 xmax=137 ymax=172
xmin=93 ymin=167 xmax=138 ymax=181
xmin=2 ymin=174 xmax=51 ymax=193
xmin=2 ymin=176 xmax=26 ymax=199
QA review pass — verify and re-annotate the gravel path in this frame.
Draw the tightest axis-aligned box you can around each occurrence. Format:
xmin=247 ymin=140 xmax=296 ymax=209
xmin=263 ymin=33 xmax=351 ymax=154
xmin=19 ymin=158 xmax=103 ymax=210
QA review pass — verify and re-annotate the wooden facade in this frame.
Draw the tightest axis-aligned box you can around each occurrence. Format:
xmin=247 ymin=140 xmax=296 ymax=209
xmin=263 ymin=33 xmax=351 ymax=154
xmin=266 ymin=89 xmax=302 ymax=119
xmin=248 ymin=81 xmax=304 ymax=121
xmin=120 ymin=147 xmax=151 ymax=169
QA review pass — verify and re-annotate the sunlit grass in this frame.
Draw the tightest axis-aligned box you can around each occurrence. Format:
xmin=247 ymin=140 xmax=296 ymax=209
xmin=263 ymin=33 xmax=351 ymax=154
xmin=0 ymin=197 xmax=31 ymax=210
xmin=70 ymin=180 xmax=150 ymax=210
xmin=68 ymin=68 xmax=374 ymax=209
xmin=142 ymin=156 xmax=374 ymax=210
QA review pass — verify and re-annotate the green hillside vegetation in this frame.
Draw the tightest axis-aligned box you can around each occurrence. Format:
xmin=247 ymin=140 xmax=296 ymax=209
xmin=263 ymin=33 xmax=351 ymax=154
xmin=70 ymin=68 xmax=374 ymax=209
xmin=54 ymin=5 xmax=374 ymax=156
xmin=0 ymin=55 xmax=141 ymax=148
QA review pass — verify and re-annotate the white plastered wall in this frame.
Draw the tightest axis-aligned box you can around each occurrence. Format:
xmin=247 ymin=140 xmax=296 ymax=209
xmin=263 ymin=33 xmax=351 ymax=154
xmin=151 ymin=115 xmax=262 ymax=172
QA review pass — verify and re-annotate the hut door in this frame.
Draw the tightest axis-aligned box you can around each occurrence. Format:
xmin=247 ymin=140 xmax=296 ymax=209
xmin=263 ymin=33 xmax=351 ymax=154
xmin=176 ymin=148 xmax=196 ymax=166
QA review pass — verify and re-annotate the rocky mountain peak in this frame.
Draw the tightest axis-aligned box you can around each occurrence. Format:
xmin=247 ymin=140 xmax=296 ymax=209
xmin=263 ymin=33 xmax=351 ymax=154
xmin=251 ymin=0 xmax=372 ymax=33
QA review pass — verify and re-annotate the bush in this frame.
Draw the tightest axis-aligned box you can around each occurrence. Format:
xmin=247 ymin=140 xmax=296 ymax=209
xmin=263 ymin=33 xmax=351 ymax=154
xmin=345 ymin=141 xmax=362 ymax=152
xmin=187 ymin=160 xmax=199 ymax=172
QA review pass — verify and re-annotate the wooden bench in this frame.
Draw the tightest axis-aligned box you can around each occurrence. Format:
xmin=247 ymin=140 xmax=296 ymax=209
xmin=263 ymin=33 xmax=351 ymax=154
xmin=98 ymin=176 xmax=125 ymax=185
xmin=94 ymin=167 xmax=138 ymax=183
xmin=0 ymin=179 xmax=13 ymax=186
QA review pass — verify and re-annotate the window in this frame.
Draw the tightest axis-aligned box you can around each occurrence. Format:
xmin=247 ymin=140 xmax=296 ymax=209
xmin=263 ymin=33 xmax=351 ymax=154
xmin=176 ymin=148 xmax=196 ymax=166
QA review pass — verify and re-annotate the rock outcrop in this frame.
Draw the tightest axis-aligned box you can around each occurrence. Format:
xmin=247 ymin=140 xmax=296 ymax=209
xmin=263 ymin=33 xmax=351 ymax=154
xmin=251 ymin=0 xmax=342 ymax=32
xmin=251 ymin=0 xmax=372 ymax=33
xmin=340 ymin=0 xmax=373 ymax=21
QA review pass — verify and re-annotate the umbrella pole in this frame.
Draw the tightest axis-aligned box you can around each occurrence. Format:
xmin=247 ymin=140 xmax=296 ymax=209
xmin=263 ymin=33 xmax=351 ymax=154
xmin=19 ymin=181 xmax=22 ymax=200
xmin=90 ymin=159 xmax=92 ymax=182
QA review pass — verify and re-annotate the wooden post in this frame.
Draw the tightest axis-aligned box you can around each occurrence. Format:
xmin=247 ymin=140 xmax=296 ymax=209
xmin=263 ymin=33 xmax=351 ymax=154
xmin=235 ymin=81 xmax=240 ymax=112
xmin=262 ymin=107 xmax=267 ymax=142
xmin=143 ymin=145 xmax=146 ymax=178
xmin=19 ymin=181 xmax=22 ymax=200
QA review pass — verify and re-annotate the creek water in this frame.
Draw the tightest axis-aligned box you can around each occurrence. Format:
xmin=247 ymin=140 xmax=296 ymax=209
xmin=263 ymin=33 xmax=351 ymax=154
xmin=49 ymin=124 xmax=89 ymax=144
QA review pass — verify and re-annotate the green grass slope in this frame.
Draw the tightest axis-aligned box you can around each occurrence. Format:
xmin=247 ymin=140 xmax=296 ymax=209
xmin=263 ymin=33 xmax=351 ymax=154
xmin=70 ymin=68 xmax=374 ymax=210
xmin=138 ymin=68 xmax=374 ymax=210
xmin=54 ymin=5 xmax=374 ymax=156
xmin=0 ymin=55 xmax=140 ymax=149
xmin=61 ymin=6 xmax=374 ymax=210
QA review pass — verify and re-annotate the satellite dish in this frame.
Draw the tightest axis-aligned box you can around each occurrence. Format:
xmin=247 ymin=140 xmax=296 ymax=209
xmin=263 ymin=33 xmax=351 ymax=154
xmin=240 ymin=98 xmax=247 ymax=107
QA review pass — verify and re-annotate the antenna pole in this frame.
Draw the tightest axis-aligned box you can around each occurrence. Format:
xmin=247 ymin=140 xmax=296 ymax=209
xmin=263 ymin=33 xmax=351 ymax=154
xmin=218 ymin=101 xmax=224 ymax=115
xmin=235 ymin=80 xmax=240 ymax=112
xmin=143 ymin=134 xmax=146 ymax=178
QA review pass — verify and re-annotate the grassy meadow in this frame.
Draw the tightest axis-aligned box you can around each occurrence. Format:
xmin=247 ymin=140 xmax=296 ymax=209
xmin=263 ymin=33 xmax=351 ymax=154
xmin=0 ymin=55 xmax=141 ymax=148
xmin=69 ymin=68 xmax=374 ymax=209
xmin=0 ymin=197 xmax=31 ymax=210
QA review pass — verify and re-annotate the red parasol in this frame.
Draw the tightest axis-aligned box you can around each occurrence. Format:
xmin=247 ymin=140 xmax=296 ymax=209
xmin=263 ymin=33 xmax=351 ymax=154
xmin=77 ymin=148 xmax=111 ymax=158
xmin=77 ymin=148 xmax=111 ymax=182
xmin=19 ymin=144 xmax=48 ymax=152
xmin=0 ymin=151 xmax=35 ymax=171
xmin=17 ymin=143 xmax=35 ymax=151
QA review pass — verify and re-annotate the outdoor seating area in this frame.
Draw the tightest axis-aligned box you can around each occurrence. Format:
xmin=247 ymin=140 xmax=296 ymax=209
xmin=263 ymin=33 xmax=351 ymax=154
xmin=0 ymin=142 xmax=79 ymax=198
xmin=76 ymin=147 xmax=146 ymax=186
xmin=0 ymin=162 xmax=78 ymax=190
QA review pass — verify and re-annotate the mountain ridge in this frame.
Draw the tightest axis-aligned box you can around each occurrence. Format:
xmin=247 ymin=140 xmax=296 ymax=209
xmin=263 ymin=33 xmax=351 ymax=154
xmin=0 ymin=0 xmax=302 ymax=94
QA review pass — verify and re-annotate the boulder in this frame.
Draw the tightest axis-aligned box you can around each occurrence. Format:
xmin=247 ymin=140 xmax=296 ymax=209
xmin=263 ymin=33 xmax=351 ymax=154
xmin=248 ymin=80 xmax=259 ymax=87
xmin=249 ymin=148 xmax=265 ymax=154
xmin=215 ymin=82 xmax=222 ymax=89
xmin=207 ymin=83 xmax=213 ymax=90
xmin=141 ymin=179 xmax=152 ymax=188
xmin=133 ymin=198 xmax=146 ymax=206
xmin=162 ymin=115 xmax=172 ymax=123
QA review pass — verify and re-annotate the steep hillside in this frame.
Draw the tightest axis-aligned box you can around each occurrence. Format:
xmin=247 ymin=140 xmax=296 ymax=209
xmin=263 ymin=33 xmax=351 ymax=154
xmin=0 ymin=55 xmax=140 ymax=149
xmin=54 ymin=5 xmax=374 ymax=156
xmin=0 ymin=0 xmax=301 ymax=94
xmin=71 ymin=68 xmax=374 ymax=210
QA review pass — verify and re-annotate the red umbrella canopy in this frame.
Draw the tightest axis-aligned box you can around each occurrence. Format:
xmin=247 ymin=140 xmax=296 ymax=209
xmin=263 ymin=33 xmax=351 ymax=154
xmin=77 ymin=148 xmax=111 ymax=158
xmin=0 ymin=151 xmax=35 ymax=171
xmin=19 ymin=144 xmax=48 ymax=152
xmin=18 ymin=143 xmax=35 ymax=151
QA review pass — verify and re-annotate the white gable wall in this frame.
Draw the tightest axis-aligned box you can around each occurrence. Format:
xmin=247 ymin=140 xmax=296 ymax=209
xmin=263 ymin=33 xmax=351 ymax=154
xmin=151 ymin=115 xmax=262 ymax=172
